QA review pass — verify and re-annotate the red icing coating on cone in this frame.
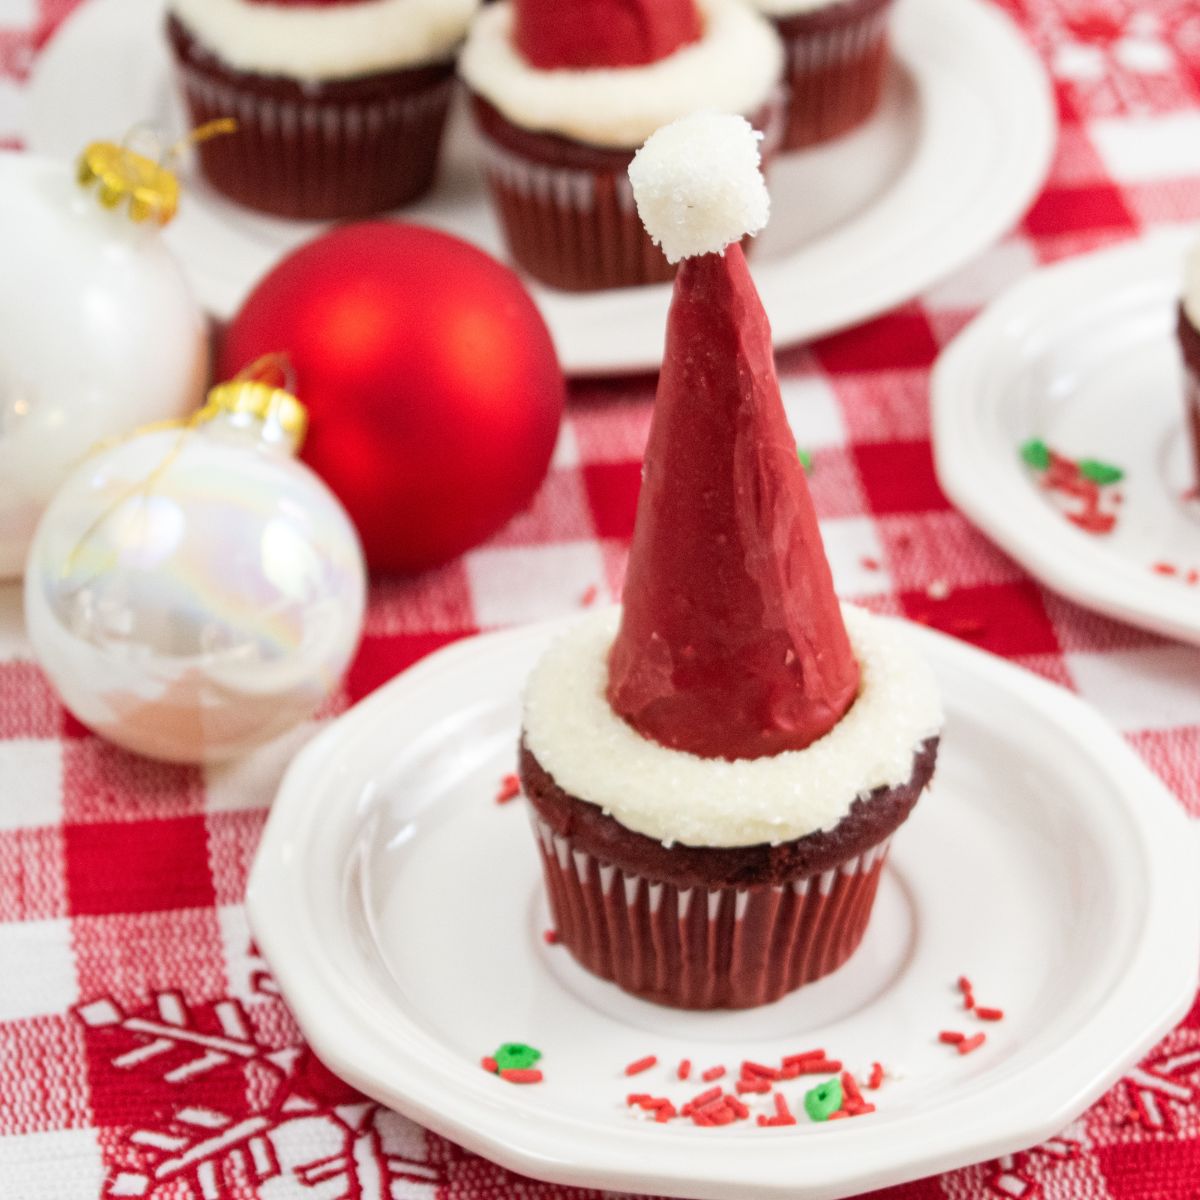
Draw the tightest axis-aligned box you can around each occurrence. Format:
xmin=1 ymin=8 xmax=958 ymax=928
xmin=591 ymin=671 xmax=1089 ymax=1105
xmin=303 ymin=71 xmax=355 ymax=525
xmin=514 ymin=0 xmax=703 ymax=69
xmin=607 ymin=246 xmax=860 ymax=760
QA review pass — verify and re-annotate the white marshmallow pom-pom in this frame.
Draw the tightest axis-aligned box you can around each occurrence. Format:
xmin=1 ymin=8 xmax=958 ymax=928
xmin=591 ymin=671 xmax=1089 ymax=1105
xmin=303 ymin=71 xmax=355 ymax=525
xmin=627 ymin=112 xmax=770 ymax=265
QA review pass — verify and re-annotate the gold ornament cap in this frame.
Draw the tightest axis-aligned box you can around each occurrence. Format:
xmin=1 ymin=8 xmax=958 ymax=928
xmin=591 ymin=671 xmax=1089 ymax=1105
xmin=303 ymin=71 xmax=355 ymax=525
xmin=205 ymin=355 xmax=308 ymax=452
xmin=76 ymin=120 xmax=237 ymax=226
xmin=77 ymin=141 xmax=180 ymax=226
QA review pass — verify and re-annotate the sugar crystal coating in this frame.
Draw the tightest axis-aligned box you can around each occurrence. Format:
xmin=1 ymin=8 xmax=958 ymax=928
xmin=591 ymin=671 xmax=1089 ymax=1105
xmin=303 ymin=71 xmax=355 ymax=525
xmin=628 ymin=113 xmax=770 ymax=263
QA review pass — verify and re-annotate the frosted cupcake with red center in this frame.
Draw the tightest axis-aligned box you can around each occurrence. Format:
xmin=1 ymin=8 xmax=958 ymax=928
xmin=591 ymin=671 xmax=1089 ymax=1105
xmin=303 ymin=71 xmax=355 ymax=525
xmin=751 ymin=0 xmax=893 ymax=149
xmin=166 ymin=0 xmax=479 ymax=219
xmin=458 ymin=0 xmax=784 ymax=291
xmin=518 ymin=114 xmax=941 ymax=1009
xmin=1177 ymin=240 xmax=1200 ymax=489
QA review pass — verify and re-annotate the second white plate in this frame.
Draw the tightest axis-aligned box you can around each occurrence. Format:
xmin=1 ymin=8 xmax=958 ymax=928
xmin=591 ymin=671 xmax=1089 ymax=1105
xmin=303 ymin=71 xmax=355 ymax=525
xmin=27 ymin=0 xmax=1054 ymax=375
xmin=247 ymin=612 xmax=1199 ymax=1200
xmin=932 ymin=228 xmax=1200 ymax=647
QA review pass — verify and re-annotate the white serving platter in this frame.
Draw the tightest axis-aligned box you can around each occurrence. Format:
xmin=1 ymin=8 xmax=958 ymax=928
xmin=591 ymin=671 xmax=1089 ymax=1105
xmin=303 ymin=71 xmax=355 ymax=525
xmin=247 ymin=612 xmax=1200 ymax=1200
xmin=933 ymin=227 xmax=1200 ymax=647
xmin=27 ymin=0 xmax=1054 ymax=375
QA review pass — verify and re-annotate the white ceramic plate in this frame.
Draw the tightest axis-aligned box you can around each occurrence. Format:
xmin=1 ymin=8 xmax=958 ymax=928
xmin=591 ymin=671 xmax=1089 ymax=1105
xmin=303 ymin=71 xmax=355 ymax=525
xmin=27 ymin=0 xmax=1054 ymax=376
xmin=932 ymin=228 xmax=1200 ymax=647
xmin=247 ymin=612 xmax=1200 ymax=1200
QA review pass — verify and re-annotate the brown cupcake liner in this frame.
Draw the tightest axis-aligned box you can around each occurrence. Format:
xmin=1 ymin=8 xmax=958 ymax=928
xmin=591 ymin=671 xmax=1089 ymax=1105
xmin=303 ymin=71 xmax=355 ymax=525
xmin=1177 ymin=305 xmax=1200 ymax=488
xmin=476 ymin=136 xmax=673 ymax=291
xmin=472 ymin=94 xmax=784 ymax=292
xmin=775 ymin=0 xmax=893 ymax=150
xmin=169 ymin=31 xmax=455 ymax=219
xmin=533 ymin=815 xmax=891 ymax=1009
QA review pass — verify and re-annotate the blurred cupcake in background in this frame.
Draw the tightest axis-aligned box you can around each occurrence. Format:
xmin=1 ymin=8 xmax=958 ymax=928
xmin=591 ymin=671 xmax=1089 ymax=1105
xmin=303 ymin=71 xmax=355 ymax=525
xmin=166 ymin=0 xmax=479 ymax=220
xmin=458 ymin=0 xmax=784 ymax=291
xmin=753 ymin=0 xmax=893 ymax=150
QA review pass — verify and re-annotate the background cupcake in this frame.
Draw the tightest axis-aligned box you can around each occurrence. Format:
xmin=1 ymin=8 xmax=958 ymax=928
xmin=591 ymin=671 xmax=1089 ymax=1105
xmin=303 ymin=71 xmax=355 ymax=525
xmin=518 ymin=116 xmax=942 ymax=1009
xmin=458 ymin=0 xmax=783 ymax=291
xmin=166 ymin=0 xmax=479 ymax=220
xmin=752 ymin=0 xmax=893 ymax=150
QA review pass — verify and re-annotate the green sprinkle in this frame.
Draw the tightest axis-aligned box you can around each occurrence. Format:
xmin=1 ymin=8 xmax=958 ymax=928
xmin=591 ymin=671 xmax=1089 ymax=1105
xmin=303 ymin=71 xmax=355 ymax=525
xmin=804 ymin=1077 xmax=844 ymax=1122
xmin=1077 ymin=459 xmax=1124 ymax=485
xmin=798 ymin=448 xmax=813 ymax=472
xmin=1020 ymin=439 xmax=1050 ymax=471
xmin=493 ymin=1043 xmax=542 ymax=1071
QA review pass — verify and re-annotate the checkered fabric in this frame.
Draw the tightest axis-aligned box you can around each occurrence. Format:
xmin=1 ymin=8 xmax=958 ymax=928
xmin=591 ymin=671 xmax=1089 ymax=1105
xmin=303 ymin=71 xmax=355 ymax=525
xmin=3 ymin=0 xmax=1200 ymax=1196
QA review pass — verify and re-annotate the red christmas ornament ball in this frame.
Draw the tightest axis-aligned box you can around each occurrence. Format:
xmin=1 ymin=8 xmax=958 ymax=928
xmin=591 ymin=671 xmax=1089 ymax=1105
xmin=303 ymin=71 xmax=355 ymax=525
xmin=220 ymin=222 xmax=565 ymax=572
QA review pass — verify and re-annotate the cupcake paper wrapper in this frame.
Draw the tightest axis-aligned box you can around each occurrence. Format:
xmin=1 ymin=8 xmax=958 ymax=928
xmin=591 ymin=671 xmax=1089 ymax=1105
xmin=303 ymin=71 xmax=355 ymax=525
xmin=533 ymin=816 xmax=891 ymax=1009
xmin=777 ymin=3 xmax=891 ymax=150
xmin=478 ymin=135 xmax=676 ymax=291
xmin=174 ymin=62 xmax=454 ymax=220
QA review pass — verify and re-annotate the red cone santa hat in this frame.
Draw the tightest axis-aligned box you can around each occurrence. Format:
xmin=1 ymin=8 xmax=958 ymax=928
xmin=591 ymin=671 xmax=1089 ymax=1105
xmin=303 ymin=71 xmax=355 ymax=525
xmin=607 ymin=113 xmax=860 ymax=761
xmin=514 ymin=0 xmax=703 ymax=70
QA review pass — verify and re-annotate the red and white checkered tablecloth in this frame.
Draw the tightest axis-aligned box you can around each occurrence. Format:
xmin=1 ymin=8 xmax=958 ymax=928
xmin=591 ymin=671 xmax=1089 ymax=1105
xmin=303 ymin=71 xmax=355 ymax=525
xmin=4 ymin=1 xmax=1200 ymax=1196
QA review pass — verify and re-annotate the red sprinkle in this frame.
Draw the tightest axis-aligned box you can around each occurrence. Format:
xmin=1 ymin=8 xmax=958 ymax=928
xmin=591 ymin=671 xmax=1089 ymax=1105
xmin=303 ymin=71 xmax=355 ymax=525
xmin=580 ymin=584 xmax=599 ymax=607
xmin=958 ymin=1033 xmax=986 ymax=1055
xmin=687 ymin=1087 xmax=723 ymax=1112
xmin=848 ymin=1102 xmax=876 ymax=1117
xmin=626 ymin=1094 xmax=651 ymax=1106
xmin=500 ymin=1068 xmax=543 ymax=1083
xmin=826 ymin=1111 xmax=849 ymax=1121
xmin=939 ymin=1031 xmax=965 ymax=1045
xmin=481 ymin=1056 xmax=498 ymax=1073
xmin=655 ymin=1103 xmax=677 ymax=1123
xmin=867 ymin=1062 xmax=884 ymax=1090
xmin=693 ymin=1111 xmax=714 ymax=1127
xmin=727 ymin=1096 xmax=750 ymax=1119
xmin=1153 ymin=562 xmax=1178 ymax=576
xmin=741 ymin=1061 xmax=781 ymax=1080
xmin=860 ymin=556 xmax=881 ymax=572
xmin=1187 ymin=570 xmax=1200 ymax=586
xmin=975 ymin=1006 xmax=1004 ymax=1022
xmin=841 ymin=1073 xmax=864 ymax=1107
xmin=625 ymin=1055 xmax=658 ymax=1077
xmin=677 ymin=1059 xmax=692 ymax=1081
xmin=736 ymin=1078 xmax=772 ymax=1095
xmin=783 ymin=1050 xmax=826 ymax=1066
xmin=701 ymin=1065 xmax=726 ymax=1082
xmin=542 ymin=929 xmax=559 ymax=945
xmin=773 ymin=1093 xmax=793 ymax=1121
xmin=790 ymin=1059 xmax=843 ymax=1075
xmin=495 ymin=774 xmax=521 ymax=804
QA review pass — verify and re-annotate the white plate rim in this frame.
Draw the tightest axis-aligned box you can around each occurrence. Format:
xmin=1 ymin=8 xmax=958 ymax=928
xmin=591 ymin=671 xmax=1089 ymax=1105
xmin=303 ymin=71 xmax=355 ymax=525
xmin=247 ymin=614 xmax=1200 ymax=1200
xmin=25 ymin=0 xmax=1055 ymax=376
xmin=931 ymin=227 xmax=1200 ymax=647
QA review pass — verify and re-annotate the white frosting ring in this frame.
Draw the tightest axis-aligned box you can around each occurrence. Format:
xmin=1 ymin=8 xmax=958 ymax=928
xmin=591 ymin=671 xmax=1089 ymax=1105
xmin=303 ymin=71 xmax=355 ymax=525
xmin=751 ymin=0 xmax=855 ymax=17
xmin=522 ymin=604 xmax=943 ymax=849
xmin=458 ymin=0 xmax=784 ymax=149
xmin=167 ymin=0 xmax=480 ymax=81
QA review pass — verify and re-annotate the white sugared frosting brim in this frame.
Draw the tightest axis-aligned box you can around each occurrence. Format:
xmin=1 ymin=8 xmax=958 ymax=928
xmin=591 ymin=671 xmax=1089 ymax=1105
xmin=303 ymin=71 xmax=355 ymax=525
xmin=458 ymin=0 xmax=784 ymax=149
xmin=521 ymin=604 xmax=943 ymax=849
xmin=168 ymin=0 xmax=480 ymax=81
xmin=751 ymin=0 xmax=854 ymax=16
xmin=1185 ymin=238 xmax=1200 ymax=330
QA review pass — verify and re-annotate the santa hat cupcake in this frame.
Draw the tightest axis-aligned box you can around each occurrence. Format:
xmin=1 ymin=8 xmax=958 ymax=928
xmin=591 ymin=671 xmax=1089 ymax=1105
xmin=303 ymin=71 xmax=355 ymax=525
xmin=751 ymin=0 xmax=894 ymax=150
xmin=458 ymin=0 xmax=784 ymax=291
xmin=518 ymin=114 xmax=941 ymax=1009
xmin=166 ymin=0 xmax=479 ymax=220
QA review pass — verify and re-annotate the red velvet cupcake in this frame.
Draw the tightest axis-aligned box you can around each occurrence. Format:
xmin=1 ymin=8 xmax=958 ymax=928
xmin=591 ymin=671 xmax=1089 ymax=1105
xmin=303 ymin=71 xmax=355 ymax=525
xmin=458 ymin=0 xmax=784 ymax=291
xmin=165 ymin=0 xmax=479 ymax=219
xmin=517 ymin=115 xmax=942 ymax=1009
xmin=753 ymin=0 xmax=893 ymax=150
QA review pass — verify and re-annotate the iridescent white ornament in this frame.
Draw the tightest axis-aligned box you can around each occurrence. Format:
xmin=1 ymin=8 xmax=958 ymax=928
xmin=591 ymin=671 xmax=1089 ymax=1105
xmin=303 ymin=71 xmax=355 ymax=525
xmin=24 ymin=376 xmax=367 ymax=763
xmin=0 ymin=135 xmax=210 ymax=579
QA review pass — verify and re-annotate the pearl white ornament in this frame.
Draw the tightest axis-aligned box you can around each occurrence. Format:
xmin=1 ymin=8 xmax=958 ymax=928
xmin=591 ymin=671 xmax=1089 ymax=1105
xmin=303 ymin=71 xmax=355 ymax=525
xmin=24 ymin=393 xmax=367 ymax=763
xmin=0 ymin=149 xmax=208 ymax=579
